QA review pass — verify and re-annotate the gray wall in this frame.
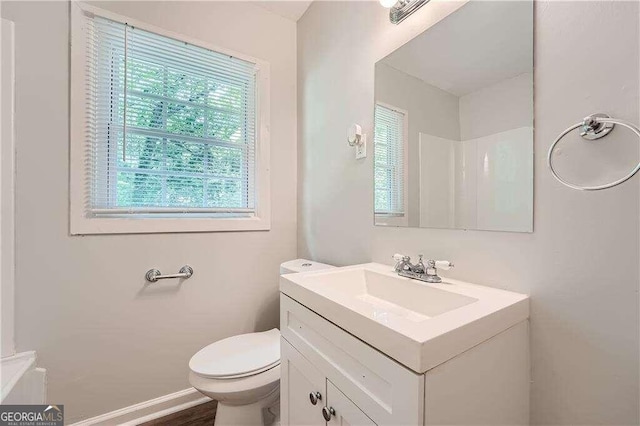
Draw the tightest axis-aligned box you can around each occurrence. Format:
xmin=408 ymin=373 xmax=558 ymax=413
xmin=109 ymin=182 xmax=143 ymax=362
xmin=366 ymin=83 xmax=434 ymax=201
xmin=459 ymin=72 xmax=533 ymax=140
xmin=1 ymin=1 xmax=296 ymax=422
xmin=298 ymin=1 xmax=640 ymax=424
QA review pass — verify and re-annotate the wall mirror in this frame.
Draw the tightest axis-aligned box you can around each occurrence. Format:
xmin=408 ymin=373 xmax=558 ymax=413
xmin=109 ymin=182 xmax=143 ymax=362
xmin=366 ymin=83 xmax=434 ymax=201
xmin=374 ymin=0 xmax=533 ymax=232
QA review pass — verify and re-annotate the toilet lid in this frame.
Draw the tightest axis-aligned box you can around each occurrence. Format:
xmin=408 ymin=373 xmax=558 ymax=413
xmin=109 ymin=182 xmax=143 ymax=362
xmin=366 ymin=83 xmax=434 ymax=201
xmin=189 ymin=329 xmax=280 ymax=379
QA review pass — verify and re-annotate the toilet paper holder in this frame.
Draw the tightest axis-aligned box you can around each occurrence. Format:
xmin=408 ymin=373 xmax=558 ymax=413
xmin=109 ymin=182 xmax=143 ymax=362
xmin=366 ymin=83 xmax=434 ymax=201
xmin=145 ymin=265 xmax=194 ymax=283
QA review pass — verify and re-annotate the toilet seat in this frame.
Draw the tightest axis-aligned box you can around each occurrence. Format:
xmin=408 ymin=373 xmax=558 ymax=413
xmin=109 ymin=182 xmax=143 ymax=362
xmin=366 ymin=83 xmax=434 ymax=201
xmin=189 ymin=329 xmax=280 ymax=380
xmin=189 ymin=364 xmax=281 ymax=401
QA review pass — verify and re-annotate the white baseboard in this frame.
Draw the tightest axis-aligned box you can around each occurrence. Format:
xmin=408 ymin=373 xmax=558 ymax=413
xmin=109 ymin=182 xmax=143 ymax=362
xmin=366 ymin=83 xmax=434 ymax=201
xmin=70 ymin=388 xmax=211 ymax=426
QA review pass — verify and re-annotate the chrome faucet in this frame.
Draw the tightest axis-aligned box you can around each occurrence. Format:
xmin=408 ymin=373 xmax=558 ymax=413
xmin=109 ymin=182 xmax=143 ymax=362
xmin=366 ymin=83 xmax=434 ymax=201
xmin=392 ymin=254 xmax=453 ymax=283
xmin=393 ymin=254 xmax=424 ymax=274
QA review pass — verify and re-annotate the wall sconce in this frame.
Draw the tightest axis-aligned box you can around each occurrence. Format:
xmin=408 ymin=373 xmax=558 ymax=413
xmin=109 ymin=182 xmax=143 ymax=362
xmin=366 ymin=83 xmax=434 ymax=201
xmin=347 ymin=123 xmax=367 ymax=159
xmin=380 ymin=0 xmax=431 ymax=24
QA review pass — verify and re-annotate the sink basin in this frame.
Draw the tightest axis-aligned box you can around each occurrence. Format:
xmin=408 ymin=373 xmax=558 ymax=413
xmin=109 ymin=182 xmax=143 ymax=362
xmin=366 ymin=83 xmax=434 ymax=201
xmin=280 ymin=263 xmax=529 ymax=373
xmin=301 ymin=267 xmax=478 ymax=321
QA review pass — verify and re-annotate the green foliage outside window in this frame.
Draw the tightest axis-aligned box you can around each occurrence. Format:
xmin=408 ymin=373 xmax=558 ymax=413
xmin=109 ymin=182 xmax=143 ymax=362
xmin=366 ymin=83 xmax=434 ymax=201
xmin=112 ymin=56 xmax=251 ymax=209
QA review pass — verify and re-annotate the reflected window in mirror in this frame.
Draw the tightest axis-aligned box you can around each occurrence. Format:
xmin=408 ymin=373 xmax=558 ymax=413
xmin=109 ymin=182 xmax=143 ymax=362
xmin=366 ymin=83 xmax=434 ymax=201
xmin=374 ymin=103 xmax=408 ymax=226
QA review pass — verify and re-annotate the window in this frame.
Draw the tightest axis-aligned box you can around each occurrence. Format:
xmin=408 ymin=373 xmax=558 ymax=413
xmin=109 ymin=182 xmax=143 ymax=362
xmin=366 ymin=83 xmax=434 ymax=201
xmin=374 ymin=103 xmax=407 ymax=220
xmin=70 ymin=3 xmax=270 ymax=234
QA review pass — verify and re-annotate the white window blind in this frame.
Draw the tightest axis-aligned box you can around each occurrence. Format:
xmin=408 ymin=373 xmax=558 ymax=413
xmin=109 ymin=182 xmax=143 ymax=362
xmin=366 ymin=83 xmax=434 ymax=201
xmin=84 ymin=14 xmax=258 ymax=217
xmin=374 ymin=104 xmax=405 ymax=216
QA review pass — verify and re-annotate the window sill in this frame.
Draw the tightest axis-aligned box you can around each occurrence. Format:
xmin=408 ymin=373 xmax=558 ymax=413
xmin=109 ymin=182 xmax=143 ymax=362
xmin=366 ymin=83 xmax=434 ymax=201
xmin=375 ymin=213 xmax=408 ymax=227
xmin=70 ymin=215 xmax=270 ymax=235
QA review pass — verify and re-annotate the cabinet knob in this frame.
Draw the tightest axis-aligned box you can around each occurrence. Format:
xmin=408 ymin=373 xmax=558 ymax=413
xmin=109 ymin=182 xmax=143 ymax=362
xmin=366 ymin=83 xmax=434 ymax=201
xmin=322 ymin=406 xmax=336 ymax=421
xmin=309 ymin=391 xmax=322 ymax=405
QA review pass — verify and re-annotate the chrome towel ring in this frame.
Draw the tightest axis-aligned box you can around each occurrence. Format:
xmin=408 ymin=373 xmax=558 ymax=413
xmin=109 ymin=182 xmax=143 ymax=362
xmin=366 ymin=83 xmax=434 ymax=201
xmin=548 ymin=113 xmax=640 ymax=191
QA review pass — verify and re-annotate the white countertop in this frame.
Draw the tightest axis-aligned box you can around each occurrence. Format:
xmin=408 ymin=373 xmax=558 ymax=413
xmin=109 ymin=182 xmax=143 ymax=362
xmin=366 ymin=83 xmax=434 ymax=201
xmin=280 ymin=263 xmax=529 ymax=373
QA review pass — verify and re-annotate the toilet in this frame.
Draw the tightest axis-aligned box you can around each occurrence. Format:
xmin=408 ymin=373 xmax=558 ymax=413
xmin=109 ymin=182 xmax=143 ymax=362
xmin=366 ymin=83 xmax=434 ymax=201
xmin=188 ymin=259 xmax=334 ymax=426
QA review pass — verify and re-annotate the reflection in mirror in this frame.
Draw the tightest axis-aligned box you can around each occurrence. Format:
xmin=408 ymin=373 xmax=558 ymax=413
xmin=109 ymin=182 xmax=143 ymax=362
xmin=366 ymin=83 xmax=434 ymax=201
xmin=374 ymin=0 xmax=533 ymax=232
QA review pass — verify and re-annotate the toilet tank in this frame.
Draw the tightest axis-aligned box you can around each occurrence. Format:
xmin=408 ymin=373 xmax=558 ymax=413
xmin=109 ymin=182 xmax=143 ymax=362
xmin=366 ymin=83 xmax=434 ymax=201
xmin=280 ymin=259 xmax=334 ymax=275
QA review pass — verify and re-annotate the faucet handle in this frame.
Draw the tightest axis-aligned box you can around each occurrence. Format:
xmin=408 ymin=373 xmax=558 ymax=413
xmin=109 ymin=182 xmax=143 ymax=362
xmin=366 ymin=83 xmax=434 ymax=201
xmin=393 ymin=253 xmax=410 ymax=262
xmin=434 ymin=260 xmax=454 ymax=270
xmin=392 ymin=253 xmax=410 ymax=272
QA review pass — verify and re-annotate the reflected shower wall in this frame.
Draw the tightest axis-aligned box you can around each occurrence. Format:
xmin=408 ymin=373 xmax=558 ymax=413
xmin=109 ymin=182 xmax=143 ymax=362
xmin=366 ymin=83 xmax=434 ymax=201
xmin=419 ymin=127 xmax=533 ymax=232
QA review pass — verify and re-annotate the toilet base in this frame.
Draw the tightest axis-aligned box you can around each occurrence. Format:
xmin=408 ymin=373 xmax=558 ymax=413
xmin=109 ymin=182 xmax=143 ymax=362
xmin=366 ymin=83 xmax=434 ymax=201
xmin=214 ymin=389 xmax=279 ymax=426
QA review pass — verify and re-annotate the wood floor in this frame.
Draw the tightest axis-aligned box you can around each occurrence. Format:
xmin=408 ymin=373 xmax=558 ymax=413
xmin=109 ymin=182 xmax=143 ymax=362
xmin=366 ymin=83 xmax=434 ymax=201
xmin=139 ymin=401 xmax=217 ymax=426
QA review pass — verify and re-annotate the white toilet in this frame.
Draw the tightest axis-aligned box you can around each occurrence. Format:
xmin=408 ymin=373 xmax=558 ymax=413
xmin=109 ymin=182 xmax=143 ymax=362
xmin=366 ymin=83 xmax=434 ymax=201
xmin=188 ymin=259 xmax=334 ymax=426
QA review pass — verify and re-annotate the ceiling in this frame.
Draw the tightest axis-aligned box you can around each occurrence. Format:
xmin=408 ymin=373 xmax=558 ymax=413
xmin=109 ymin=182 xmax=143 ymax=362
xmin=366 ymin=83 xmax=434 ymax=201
xmin=251 ymin=1 xmax=314 ymax=22
xmin=381 ymin=1 xmax=533 ymax=96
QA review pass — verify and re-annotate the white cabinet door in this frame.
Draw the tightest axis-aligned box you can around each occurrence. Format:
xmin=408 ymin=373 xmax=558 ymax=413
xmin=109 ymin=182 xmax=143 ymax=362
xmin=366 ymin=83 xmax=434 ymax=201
xmin=325 ymin=381 xmax=377 ymax=426
xmin=281 ymin=337 xmax=327 ymax=426
xmin=281 ymin=295 xmax=424 ymax=425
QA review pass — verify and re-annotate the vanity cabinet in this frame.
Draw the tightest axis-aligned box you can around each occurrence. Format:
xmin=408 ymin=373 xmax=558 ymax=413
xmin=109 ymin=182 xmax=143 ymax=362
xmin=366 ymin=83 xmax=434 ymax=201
xmin=280 ymin=294 xmax=529 ymax=426
xmin=325 ymin=382 xmax=376 ymax=426
xmin=280 ymin=337 xmax=325 ymax=426
xmin=281 ymin=338 xmax=375 ymax=426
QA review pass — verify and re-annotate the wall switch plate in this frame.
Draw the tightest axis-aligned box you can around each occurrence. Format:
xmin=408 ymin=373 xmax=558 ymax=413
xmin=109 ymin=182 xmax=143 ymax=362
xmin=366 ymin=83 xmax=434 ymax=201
xmin=356 ymin=134 xmax=367 ymax=159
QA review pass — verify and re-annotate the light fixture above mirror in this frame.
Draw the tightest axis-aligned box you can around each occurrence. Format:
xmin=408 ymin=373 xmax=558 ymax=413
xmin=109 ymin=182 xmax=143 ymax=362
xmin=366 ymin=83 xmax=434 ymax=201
xmin=380 ymin=0 xmax=431 ymax=24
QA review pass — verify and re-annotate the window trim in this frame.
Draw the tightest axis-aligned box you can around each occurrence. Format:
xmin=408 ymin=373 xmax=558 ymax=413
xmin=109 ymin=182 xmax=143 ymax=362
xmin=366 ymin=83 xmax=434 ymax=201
xmin=70 ymin=2 xmax=271 ymax=234
xmin=374 ymin=102 xmax=409 ymax=227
